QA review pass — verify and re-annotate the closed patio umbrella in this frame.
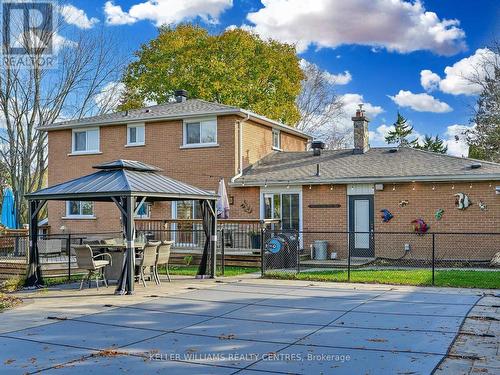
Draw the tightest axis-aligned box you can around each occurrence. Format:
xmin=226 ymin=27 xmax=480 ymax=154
xmin=216 ymin=178 xmax=230 ymax=219
xmin=1 ymin=187 xmax=17 ymax=229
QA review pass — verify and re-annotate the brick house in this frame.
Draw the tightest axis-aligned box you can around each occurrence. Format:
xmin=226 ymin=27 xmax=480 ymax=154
xmin=41 ymin=92 xmax=500 ymax=259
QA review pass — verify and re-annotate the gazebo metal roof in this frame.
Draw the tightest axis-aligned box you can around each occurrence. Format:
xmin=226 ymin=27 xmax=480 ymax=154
xmin=26 ymin=159 xmax=218 ymax=201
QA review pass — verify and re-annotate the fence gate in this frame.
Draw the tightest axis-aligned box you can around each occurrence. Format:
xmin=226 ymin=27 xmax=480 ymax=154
xmin=261 ymin=229 xmax=300 ymax=276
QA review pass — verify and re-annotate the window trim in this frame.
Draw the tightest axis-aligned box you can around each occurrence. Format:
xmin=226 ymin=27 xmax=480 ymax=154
xmin=182 ymin=117 xmax=218 ymax=148
xmin=272 ymin=129 xmax=281 ymax=151
xmin=126 ymin=123 xmax=145 ymax=147
xmin=71 ymin=127 xmax=100 ymax=154
xmin=135 ymin=202 xmax=151 ymax=219
xmin=64 ymin=201 xmax=95 ymax=219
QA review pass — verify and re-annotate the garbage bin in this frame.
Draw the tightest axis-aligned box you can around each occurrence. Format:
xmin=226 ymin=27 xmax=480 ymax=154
xmin=314 ymin=240 xmax=328 ymax=260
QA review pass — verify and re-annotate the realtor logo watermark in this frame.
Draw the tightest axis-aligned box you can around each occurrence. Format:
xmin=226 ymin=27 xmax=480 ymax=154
xmin=2 ymin=0 xmax=57 ymax=69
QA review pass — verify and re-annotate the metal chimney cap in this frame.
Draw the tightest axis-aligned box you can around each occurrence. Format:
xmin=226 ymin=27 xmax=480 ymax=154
xmin=174 ymin=89 xmax=188 ymax=102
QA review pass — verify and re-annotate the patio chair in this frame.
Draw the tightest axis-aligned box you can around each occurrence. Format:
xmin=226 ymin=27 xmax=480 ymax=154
xmin=154 ymin=240 xmax=174 ymax=284
xmin=136 ymin=241 xmax=160 ymax=287
xmin=73 ymin=244 xmax=112 ymax=290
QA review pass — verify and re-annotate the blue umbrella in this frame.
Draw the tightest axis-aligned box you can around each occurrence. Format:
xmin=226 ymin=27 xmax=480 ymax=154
xmin=1 ymin=187 xmax=17 ymax=229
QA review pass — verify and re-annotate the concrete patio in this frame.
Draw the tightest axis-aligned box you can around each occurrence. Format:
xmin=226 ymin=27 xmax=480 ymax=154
xmin=0 ymin=276 xmax=496 ymax=374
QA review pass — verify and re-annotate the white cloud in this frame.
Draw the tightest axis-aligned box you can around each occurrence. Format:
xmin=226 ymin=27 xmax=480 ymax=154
xmin=438 ymin=48 xmax=496 ymax=95
xmin=104 ymin=0 xmax=233 ymax=26
xmin=246 ymin=0 xmax=466 ymax=55
xmin=389 ymin=90 xmax=452 ymax=113
xmin=325 ymin=70 xmax=352 ymax=85
xmin=60 ymin=4 xmax=99 ymax=29
xmin=299 ymin=59 xmax=352 ymax=85
xmin=342 ymin=93 xmax=384 ymax=119
xmin=443 ymin=124 xmax=474 ymax=157
xmin=104 ymin=1 xmax=137 ymax=25
xmin=94 ymin=82 xmax=125 ymax=112
xmin=420 ymin=69 xmax=441 ymax=91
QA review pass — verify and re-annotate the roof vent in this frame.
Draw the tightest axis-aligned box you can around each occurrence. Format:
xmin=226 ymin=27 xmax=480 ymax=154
xmin=470 ymin=162 xmax=482 ymax=169
xmin=174 ymin=89 xmax=188 ymax=103
xmin=311 ymin=140 xmax=325 ymax=156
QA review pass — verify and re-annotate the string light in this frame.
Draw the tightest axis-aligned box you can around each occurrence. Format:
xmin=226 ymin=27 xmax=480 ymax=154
xmin=286 ymin=181 xmax=290 ymax=189
xmin=412 ymin=182 xmax=416 ymax=191
xmin=309 ymin=185 xmax=312 ymax=190
xmin=264 ymin=180 xmax=268 ymax=188
xmin=330 ymin=184 xmax=334 ymax=191
xmin=489 ymin=182 xmax=492 ymax=188
xmin=452 ymin=184 xmax=455 ymax=190
xmin=469 ymin=183 xmax=472 ymax=189
xmin=432 ymin=184 xmax=435 ymax=191
xmin=392 ymin=184 xmax=396 ymax=191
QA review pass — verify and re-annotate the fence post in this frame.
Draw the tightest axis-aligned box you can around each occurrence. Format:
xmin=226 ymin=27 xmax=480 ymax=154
xmin=347 ymin=232 xmax=351 ymax=282
xmin=432 ymin=233 xmax=435 ymax=286
xmin=296 ymin=230 xmax=300 ymax=274
xmin=220 ymin=228 xmax=225 ymax=276
xmin=260 ymin=226 xmax=265 ymax=277
xmin=67 ymin=234 xmax=72 ymax=282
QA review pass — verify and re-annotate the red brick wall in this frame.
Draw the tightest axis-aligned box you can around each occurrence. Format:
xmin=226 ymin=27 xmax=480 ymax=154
xmin=47 ymin=115 xmax=240 ymax=233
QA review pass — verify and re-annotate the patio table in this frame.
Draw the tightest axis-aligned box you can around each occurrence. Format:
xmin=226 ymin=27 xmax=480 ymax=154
xmin=88 ymin=243 xmax=145 ymax=282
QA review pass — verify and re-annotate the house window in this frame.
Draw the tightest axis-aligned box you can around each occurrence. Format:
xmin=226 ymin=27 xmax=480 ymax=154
xmin=272 ymin=129 xmax=281 ymax=150
xmin=135 ymin=201 xmax=150 ymax=218
xmin=127 ymin=123 xmax=145 ymax=146
xmin=72 ymin=128 xmax=99 ymax=153
xmin=183 ymin=118 xmax=217 ymax=146
xmin=263 ymin=192 xmax=300 ymax=231
xmin=66 ymin=201 xmax=94 ymax=218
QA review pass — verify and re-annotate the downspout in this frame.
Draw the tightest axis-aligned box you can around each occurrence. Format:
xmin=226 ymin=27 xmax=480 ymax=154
xmin=231 ymin=113 xmax=250 ymax=182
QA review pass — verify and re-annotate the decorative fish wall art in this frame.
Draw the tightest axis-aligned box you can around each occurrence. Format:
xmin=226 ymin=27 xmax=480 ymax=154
xmin=240 ymin=200 xmax=253 ymax=214
xmin=399 ymin=200 xmax=409 ymax=207
xmin=411 ymin=219 xmax=429 ymax=235
xmin=380 ymin=209 xmax=393 ymax=223
xmin=454 ymin=193 xmax=471 ymax=210
xmin=478 ymin=201 xmax=487 ymax=211
xmin=434 ymin=209 xmax=444 ymax=221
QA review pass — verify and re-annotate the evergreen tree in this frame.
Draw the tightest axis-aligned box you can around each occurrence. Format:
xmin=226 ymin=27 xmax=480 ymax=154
xmin=415 ymin=135 xmax=448 ymax=154
xmin=385 ymin=113 xmax=418 ymax=147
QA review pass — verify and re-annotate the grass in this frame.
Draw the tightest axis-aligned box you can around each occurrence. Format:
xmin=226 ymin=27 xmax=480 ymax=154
xmin=162 ymin=265 xmax=259 ymax=277
xmin=266 ymin=269 xmax=500 ymax=289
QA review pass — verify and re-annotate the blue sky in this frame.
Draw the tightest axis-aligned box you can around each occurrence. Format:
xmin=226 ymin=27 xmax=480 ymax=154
xmin=62 ymin=0 xmax=498 ymax=156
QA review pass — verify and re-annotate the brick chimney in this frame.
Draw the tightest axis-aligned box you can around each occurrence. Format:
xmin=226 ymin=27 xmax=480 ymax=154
xmin=352 ymin=104 xmax=370 ymax=154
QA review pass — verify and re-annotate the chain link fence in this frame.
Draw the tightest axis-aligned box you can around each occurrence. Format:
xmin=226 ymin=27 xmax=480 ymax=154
xmin=262 ymin=230 xmax=500 ymax=287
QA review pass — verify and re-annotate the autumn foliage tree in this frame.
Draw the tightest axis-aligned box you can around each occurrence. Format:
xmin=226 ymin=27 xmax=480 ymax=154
xmin=120 ymin=25 xmax=304 ymax=125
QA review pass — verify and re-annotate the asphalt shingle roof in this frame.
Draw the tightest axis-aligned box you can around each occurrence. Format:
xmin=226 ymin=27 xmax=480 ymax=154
xmin=233 ymin=147 xmax=500 ymax=185
xmin=42 ymin=99 xmax=239 ymax=130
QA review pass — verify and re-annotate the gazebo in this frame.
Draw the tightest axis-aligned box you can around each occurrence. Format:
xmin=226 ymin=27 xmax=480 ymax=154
xmin=25 ymin=160 xmax=219 ymax=294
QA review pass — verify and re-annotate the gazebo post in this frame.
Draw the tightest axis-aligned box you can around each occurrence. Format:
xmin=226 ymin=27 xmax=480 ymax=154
xmin=125 ymin=196 xmax=136 ymax=294
xmin=25 ymin=199 xmax=46 ymax=287
xmin=210 ymin=199 xmax=217 ymax=278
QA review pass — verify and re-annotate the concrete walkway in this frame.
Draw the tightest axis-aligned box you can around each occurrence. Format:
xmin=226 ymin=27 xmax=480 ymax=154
xmin=0 ymin=276 xmax=497 ymax=374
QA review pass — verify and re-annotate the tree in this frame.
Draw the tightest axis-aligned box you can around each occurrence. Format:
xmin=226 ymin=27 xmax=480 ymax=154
xmin=415 ymin=135 xmax=448 ymax=154
xmin=0 ymin=6 xmax=125 ymax=226
xmin=466 ymin=41 xmax=500 ymax=162
xmin=296 ymin=60 xmax=346 ymax=148
xmin=120 ymin=24 xmax=304 ymax=125
xmin=385 ymin=112 xmax=418 ymax=147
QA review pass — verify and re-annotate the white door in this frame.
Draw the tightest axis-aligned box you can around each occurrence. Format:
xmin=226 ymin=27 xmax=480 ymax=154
xmin=354 ymin=200 xmax=370 ymax=249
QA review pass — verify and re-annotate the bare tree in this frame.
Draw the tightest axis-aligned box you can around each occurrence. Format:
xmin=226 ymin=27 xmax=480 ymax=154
xmin=296 ymin=61 xmax=346 ymax=148
xmin=0 ymin=6 xmax=125 ymax=225
xmin=465 ymin=40 xmax=500 ymax=162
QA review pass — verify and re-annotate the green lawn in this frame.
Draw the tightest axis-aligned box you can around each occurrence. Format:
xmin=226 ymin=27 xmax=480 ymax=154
xmin=266 ymin=269 xmax=500 ymax=289
xmin=162 ymin=265 xmax=260 ymax=277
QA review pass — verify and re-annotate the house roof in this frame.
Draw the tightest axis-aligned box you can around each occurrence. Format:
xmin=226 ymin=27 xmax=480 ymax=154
xmin=231 ymin=147 xmax=500 ymax=186
xmin=40 ymin=99 xmax=312 ymax=139
xmin=26 ymin=159 xmax=218 ymax=201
